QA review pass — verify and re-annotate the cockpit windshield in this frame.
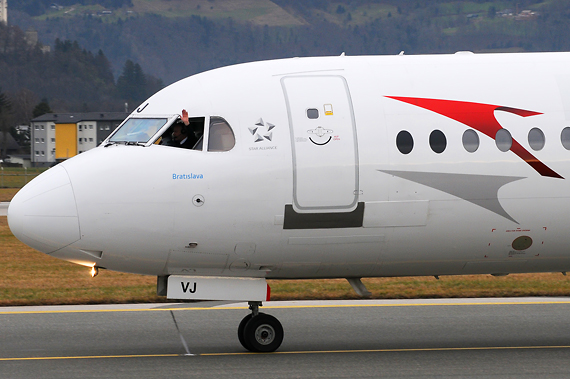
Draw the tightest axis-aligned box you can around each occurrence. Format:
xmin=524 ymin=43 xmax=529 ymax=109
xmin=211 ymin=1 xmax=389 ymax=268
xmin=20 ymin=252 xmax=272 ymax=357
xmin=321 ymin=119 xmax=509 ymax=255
xmin=109 ymin=118 xmax=168 ymax=144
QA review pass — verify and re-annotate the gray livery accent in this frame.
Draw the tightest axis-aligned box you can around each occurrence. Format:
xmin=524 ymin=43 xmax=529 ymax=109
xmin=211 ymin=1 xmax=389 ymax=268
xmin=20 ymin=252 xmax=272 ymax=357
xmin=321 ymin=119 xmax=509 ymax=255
xmin=379 ymin=170 xmax=525 ymax=223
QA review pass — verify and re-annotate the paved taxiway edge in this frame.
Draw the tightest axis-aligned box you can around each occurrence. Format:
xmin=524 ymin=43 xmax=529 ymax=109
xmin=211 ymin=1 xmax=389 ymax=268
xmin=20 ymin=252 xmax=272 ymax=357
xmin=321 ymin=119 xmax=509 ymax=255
xmin=0 ymin=202 xmax=8 ymax=216
xmin=2 ymin=297 xmax=570 ymax=314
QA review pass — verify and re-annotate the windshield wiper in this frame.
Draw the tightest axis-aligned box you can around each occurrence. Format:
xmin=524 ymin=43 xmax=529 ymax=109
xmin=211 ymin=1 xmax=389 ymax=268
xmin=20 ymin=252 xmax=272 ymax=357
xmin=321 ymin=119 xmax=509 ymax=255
xmin=125 ymin=141 xmax=145 ymax=146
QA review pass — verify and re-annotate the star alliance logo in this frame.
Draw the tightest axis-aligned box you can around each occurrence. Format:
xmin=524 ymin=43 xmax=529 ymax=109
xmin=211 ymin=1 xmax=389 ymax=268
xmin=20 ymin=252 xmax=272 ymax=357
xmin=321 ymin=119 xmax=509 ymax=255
xmin=249 ymin=118 xmax=275 ymax=142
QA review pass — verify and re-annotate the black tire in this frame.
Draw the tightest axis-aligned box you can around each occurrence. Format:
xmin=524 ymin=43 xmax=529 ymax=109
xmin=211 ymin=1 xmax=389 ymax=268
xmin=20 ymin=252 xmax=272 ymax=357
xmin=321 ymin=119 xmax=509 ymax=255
xmin=238 ymin=314 xmax=253 ymax=351
xmin=243 ymin=313 xmax=284 ymax=353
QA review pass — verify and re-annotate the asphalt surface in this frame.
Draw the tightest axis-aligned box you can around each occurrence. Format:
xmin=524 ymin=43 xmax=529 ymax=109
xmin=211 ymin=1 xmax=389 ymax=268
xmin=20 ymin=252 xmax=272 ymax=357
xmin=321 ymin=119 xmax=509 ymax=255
xmin=0 ymin=202 xmax=8 ymax=216
xmin=2 ymin=298 xmax=570 ymax=378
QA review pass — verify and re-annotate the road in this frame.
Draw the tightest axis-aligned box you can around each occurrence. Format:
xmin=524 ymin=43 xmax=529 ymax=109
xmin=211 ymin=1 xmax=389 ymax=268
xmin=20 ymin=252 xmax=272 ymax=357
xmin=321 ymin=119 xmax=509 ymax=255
xmin=2 ymin=298 xmax=570 ymax=378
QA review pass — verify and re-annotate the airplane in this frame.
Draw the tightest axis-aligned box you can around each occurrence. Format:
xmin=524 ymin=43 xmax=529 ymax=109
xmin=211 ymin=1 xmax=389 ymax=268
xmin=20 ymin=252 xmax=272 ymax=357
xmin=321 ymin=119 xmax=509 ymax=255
xmin=8 ymin=51 xmax=570 ymax=353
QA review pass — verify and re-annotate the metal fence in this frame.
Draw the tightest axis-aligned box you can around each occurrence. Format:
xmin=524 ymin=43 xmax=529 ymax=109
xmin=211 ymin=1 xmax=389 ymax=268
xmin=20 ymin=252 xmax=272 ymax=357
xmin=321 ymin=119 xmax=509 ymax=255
xmin=0 ymin=167 xmax=42 ymax=188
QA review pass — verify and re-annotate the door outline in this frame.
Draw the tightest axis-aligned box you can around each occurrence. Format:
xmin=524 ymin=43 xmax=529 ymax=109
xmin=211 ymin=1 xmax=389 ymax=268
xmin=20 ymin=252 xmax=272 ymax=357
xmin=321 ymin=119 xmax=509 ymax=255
xmin=281 ymin=75 xmax=359 ymax=213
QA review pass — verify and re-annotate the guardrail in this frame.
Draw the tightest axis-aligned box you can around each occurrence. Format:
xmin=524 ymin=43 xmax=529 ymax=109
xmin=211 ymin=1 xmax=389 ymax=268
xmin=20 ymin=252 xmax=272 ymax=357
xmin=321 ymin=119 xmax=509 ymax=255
xmin=0 ymin=167 xmax=43 ymax=188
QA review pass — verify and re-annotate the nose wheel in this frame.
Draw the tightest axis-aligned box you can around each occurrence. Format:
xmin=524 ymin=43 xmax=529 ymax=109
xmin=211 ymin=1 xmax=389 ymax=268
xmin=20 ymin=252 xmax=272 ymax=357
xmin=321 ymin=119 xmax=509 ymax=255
xmin=238 ymin=301 xmax=284 ymax=352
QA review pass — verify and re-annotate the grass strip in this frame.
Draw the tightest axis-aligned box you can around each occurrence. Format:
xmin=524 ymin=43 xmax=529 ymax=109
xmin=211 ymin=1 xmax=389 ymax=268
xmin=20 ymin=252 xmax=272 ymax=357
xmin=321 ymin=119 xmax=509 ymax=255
xmin=0 ymin=168 xmax=46 ymax=190
xmin=0 ymin=188 xmax=19 ymax=202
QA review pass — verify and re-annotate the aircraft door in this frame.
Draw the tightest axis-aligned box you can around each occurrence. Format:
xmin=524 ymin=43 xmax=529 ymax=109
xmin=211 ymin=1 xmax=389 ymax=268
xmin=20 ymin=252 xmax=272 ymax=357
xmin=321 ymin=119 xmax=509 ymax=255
xmin=282 ymin=75 xmax=359 ymax=213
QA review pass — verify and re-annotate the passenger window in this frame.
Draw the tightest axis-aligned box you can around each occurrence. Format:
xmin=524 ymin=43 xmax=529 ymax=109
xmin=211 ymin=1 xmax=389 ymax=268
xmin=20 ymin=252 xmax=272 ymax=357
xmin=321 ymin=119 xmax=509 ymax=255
xmin=429 ymin=130 xmax=446 ymax=153
xmin=396 ymin=130 xmax=413 ymax=154
xmin=528 ymin=128 xmax=545 ymax=151
xmin=561 ymin=127 xmax=570 ymax=150
xmin=495 ymin=129 xmax=512 ymax=152
xmin=462 ymin=129 xmax=479 ymax=153
xmin=208 ymin=117 xmax=235 ymax=152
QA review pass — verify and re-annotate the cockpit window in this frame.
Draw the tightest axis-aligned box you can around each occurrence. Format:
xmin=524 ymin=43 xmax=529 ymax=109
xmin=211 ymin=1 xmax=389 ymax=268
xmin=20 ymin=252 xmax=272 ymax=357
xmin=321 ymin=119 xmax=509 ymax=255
xmin=208 ymin=117 xmax=235 ymax=152
xmin=109 ymin=118 xmax=167 ymax=144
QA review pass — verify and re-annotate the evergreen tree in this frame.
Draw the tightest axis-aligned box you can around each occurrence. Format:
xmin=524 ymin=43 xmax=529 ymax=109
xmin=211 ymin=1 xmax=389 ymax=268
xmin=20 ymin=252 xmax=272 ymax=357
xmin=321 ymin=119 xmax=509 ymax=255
xmin=32 ymin=98 xmax=52 ymax=118
xmin=117 ymin=59 xmax=148 ymax=103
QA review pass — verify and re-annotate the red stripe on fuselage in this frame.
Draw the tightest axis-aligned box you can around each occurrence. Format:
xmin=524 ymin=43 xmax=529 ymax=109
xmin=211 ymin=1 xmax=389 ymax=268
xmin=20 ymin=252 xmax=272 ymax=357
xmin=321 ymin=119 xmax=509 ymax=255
xmin=386 ymin=96 xmax=563 ymax=179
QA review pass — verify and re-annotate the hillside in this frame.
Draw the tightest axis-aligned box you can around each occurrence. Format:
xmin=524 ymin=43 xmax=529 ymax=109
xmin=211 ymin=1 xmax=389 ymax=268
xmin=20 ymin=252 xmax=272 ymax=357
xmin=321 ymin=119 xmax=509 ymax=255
xmin=0 ymin=22 xmax=162 ymax=141
xmin=5 ymin=0 xmax=570 ymax=106
xmin=13 ymin=0 xmax=306 ymax=26
xmin=11 ymin=0 xmax=553 ymax=27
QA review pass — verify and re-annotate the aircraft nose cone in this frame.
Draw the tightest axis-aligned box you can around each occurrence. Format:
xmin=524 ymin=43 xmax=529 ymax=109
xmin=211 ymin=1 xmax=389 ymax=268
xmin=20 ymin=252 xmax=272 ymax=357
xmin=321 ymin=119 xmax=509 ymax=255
xmin=8 ymin=166 xmax=81 ymax=254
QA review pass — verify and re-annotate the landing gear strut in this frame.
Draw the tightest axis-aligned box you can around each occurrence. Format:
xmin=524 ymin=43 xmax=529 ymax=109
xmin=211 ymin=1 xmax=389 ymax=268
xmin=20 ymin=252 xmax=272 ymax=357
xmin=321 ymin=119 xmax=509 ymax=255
xmin=237 ymin=301 xmax=284 ymax=352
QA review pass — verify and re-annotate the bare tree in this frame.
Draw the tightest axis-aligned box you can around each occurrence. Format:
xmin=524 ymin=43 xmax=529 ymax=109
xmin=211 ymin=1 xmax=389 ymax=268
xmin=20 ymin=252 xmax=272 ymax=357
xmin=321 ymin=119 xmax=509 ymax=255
xmin=9 ymin=89 xmax=37 ymax=150
xmin=10 ymin=89 xmax=38 ymax=126
xmin=0 ymin=89 xmax=13 ymax=159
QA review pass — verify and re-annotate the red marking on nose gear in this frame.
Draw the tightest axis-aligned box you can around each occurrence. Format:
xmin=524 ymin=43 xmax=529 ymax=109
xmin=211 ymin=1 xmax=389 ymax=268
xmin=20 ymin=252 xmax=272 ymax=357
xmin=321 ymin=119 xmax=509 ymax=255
xmin=386 ymin=96 xmax=563 ymax=179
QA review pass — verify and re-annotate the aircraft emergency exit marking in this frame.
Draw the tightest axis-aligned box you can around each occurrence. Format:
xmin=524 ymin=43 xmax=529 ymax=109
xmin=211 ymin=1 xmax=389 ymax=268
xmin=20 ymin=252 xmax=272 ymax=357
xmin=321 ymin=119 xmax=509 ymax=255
xmin=386 ymin=96 xmax=563 ymax=179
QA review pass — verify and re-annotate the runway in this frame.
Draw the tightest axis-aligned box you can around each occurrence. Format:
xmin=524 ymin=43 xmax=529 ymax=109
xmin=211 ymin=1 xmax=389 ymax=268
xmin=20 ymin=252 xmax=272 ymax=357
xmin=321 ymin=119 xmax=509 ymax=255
xmin=2 ymin=298 xmax=570 ymax=378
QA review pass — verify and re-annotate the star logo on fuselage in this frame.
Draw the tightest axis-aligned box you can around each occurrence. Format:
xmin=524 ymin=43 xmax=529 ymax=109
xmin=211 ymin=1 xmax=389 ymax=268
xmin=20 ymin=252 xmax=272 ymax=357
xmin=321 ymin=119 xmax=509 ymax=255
xmin=249 ymin=118 xmax=276 ymax=142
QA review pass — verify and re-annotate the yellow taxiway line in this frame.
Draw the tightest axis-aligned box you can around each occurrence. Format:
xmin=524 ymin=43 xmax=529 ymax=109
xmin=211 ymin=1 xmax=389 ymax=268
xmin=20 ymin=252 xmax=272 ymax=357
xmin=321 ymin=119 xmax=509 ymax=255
xmin=3 ymin=345 xmax=570 ymax=361
xmin=2 ymin=299 xmax=570 ymax=315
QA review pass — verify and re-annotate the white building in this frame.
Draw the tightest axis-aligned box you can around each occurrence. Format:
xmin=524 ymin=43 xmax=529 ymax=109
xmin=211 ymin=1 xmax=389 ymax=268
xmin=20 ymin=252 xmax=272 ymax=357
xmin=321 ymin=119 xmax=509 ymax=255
xmin=30 ymin=112 xmax=128 ymax=166
xmin=0 ymin=0 xmax=7 ymax=25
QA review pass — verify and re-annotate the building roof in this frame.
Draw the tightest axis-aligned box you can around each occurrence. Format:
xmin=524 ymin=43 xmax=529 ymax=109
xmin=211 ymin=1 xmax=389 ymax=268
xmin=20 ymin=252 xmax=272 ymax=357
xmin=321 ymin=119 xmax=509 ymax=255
xmin=31 ymin=112 xmax=129 ymax=123
xmin=0 ymin=132 xmax=22 ymax=151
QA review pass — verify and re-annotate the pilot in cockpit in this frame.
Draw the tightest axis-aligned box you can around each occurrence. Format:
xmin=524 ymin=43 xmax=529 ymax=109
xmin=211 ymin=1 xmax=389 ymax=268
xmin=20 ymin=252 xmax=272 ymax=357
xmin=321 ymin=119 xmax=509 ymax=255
xmin=169 ymin=109 xmax=198 ymax=149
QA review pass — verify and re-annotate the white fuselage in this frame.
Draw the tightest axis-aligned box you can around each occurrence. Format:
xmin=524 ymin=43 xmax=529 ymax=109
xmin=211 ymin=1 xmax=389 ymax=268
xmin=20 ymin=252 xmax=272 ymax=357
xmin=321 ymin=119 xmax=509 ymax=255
xmin=9 ymin=52 xmax=570 ymax=280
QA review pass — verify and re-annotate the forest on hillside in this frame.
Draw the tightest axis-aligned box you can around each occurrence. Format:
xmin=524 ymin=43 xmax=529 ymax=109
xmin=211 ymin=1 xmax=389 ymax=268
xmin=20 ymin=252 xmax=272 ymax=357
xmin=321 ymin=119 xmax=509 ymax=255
xmin=11 ymin=0 xmax=133 ymax=16
xmin=0 ymin=22 xmax=162 ymax=110
xmin=0 ymin=22 xmax=162 ymax=154
xmin=9 ymin=0 xmax=570 ymax=86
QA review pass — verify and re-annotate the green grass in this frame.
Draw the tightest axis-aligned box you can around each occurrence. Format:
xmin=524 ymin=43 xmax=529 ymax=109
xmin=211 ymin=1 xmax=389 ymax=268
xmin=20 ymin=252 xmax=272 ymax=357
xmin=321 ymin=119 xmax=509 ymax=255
xmin=0 ymin=167 xmax=47 ymax=189
xmin=0 ymin=188 xmax=18 ymax=202
xmin=270 ymin=274 xmax=570 ymax=301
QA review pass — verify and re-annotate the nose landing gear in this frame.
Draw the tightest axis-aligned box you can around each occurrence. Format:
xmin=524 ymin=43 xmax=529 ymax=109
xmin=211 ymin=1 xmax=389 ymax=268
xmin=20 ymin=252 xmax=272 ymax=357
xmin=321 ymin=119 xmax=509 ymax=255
xmin=238 ymin=301 xmax=284 ymax=352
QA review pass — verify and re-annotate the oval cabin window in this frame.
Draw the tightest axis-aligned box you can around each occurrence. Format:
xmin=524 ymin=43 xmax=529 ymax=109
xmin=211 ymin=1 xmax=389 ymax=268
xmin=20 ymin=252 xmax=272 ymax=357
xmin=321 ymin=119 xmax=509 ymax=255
xmin=462 ymin=129 xmax=479 ymax=153
xmin=528 ymin=128 xmax=545 ymax=151
xmin=495 ymin=129 xmax=512 ymax=152
xmin=429 ymin=130 xmax=447 ymax=154
xmin=396 ymin=130 xmax=414 ymax=154
xmin=561 ymin=127 xmax=570 ymax=150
